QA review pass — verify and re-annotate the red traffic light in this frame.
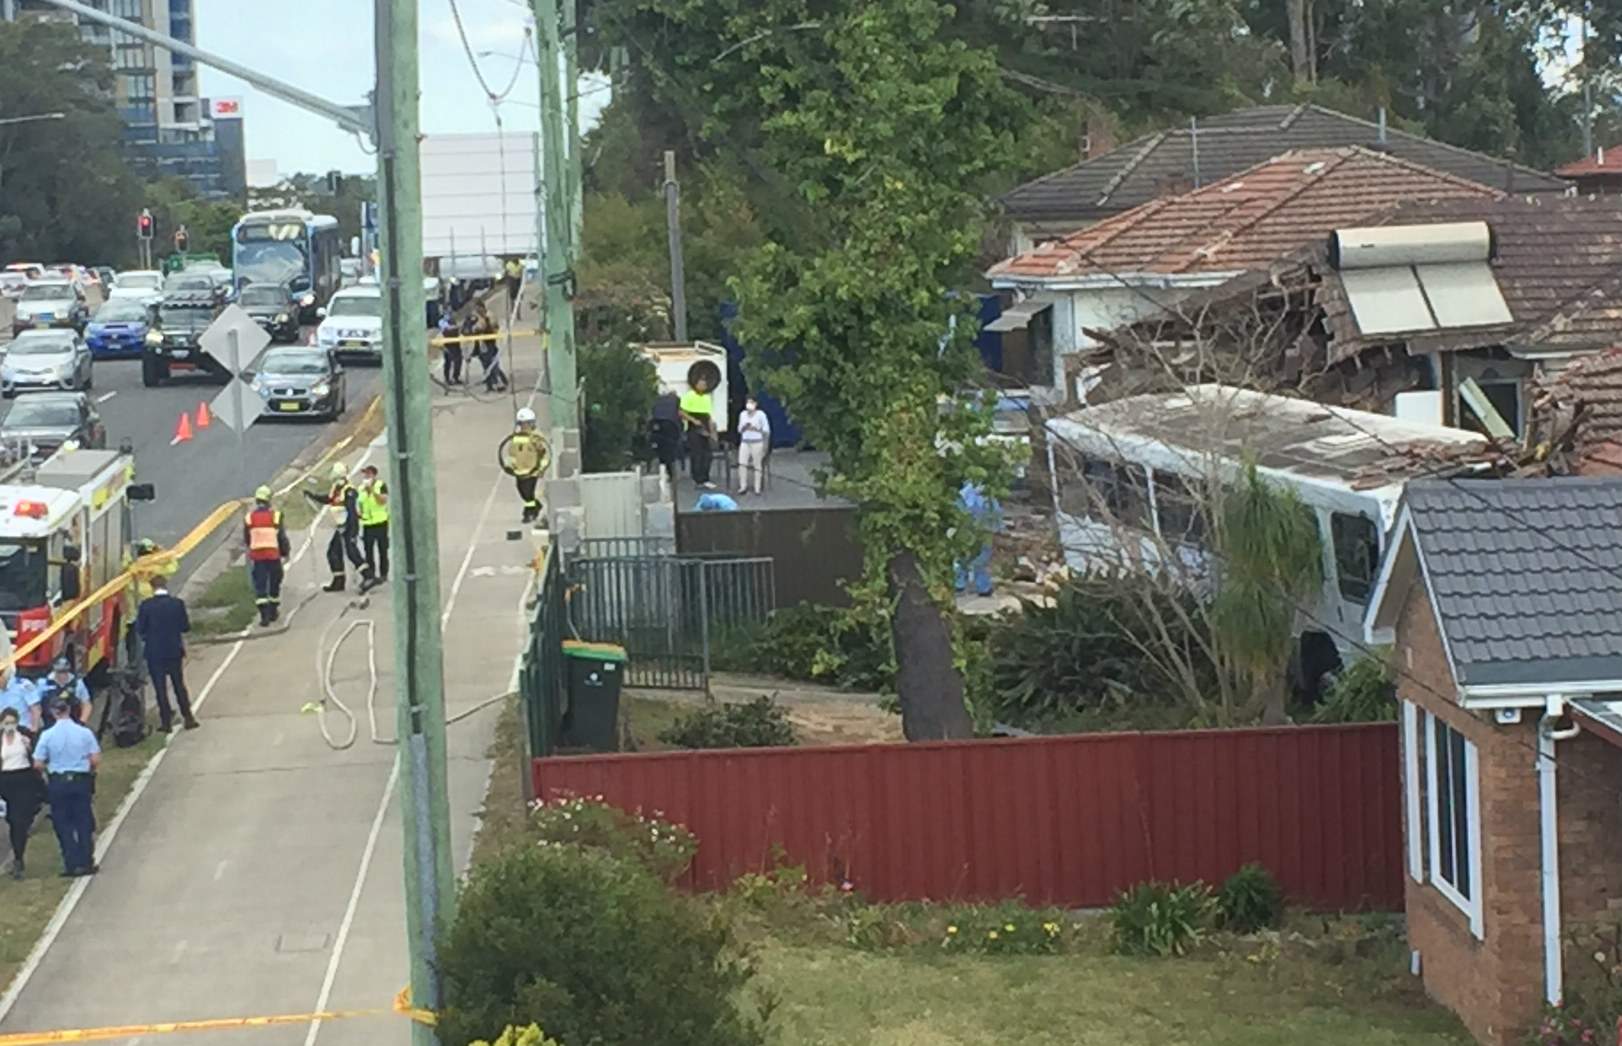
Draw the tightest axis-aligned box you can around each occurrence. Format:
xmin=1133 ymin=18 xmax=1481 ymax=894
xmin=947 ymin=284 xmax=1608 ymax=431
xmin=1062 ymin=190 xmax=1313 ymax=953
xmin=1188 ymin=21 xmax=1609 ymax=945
xmin=137 ymin=211 xmax=153 ymax=237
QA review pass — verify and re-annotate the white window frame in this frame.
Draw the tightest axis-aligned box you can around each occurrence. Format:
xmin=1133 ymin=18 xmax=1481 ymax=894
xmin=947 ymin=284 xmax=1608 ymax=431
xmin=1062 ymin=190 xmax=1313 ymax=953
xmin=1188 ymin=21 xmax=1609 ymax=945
xmin=1425 ymin=711 xmax=1484 ymax=939
xmin=1402 ymin=701 xmax=1423 ymax=882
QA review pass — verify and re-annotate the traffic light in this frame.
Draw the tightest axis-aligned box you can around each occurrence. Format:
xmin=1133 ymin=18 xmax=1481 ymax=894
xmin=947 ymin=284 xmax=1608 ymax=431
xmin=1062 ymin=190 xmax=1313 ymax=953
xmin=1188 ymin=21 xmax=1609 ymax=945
xmin=325 ymin=170 xmax=343 ymax=194
xmin=137 ymin=210 xmax=154 ymax=241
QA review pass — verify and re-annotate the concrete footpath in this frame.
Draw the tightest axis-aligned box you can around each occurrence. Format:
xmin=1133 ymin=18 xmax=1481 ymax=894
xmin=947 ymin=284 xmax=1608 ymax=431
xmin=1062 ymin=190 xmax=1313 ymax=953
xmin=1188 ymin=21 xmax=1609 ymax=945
xmin=0 ymin=334 xmax=549 ymax=1045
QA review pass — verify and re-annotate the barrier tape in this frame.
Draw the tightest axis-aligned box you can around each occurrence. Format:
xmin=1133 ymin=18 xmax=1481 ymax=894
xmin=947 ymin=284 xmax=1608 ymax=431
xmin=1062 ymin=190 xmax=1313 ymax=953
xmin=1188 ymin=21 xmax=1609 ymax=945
xmin=428 ymin=328 xmax=539 ymax=348
xmin=0 ymin=986 xmax=433 ymax=1045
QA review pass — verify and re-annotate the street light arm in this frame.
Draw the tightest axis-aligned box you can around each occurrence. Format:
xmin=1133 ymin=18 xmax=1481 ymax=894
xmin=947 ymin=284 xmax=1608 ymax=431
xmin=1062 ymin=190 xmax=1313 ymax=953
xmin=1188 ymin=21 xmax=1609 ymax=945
xmin=29 ymin=0 xmax=374 ymax=139
xmin=0 ymin=113 xmax=67 ymax=127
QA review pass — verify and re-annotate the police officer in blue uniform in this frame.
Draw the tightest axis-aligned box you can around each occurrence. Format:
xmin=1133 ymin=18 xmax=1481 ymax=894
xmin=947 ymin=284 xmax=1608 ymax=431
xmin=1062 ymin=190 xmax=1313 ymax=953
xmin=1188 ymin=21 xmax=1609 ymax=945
xmin=32 ymin=697 xmax=100 ymax=876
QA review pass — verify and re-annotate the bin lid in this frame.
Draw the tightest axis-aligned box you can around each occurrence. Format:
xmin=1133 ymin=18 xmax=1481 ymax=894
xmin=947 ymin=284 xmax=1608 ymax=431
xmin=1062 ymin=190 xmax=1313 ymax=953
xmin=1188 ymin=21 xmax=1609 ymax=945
xmin=562 ymin=640 xmax=628 ymax=664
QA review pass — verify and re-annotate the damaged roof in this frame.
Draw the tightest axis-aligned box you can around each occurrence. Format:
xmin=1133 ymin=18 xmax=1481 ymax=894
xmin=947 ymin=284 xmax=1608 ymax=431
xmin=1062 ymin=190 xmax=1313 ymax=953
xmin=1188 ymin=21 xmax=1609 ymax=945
xmin=1316 ymin=195 xmax=1622 ymax=357
xmin=989 ymin=148 xmax=1499 ymax=284
xmin=998 ymin=104 xmax=1567 ymax=228
xmin=1398 ymin=477 xmax=1622 ymax=688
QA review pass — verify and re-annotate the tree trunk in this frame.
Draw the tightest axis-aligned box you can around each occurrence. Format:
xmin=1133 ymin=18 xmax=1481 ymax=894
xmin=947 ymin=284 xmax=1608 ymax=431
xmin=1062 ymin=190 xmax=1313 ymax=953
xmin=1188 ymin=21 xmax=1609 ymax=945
xmin=1286 ymin=0 xmax=1311 ymax=85
xmin=887 ymin=550 xmax=973 ymax=741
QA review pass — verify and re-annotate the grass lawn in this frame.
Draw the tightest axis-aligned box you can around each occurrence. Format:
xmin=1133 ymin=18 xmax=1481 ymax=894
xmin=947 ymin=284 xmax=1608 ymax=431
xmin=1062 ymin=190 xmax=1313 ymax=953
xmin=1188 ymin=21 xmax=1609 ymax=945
xmin=188 ymin=563 xmax=257 ymax=637
xmin=755 ymin=937 xmax=1466 ymax=1046
xmin=483 ymin=698 xmax=1467 ymax=1045
xmin=0 ymin=731 xmax=165 ymax=990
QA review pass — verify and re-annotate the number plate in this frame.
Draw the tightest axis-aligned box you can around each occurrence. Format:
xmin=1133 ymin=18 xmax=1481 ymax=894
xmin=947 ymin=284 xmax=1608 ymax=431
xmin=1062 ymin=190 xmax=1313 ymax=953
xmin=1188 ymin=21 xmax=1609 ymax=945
xmin=37 ymin=314 xmax=53 ymax=322
xmin=339 ymin=340 xmax=367 ymax=349
xmin=275 ymin=401 xmax=303 ymax=412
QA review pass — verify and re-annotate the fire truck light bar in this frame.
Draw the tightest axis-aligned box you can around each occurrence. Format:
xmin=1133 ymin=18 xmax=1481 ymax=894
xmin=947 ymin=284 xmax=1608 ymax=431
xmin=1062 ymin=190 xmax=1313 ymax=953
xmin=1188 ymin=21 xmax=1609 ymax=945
xmin=12 ymin=500 xmax=48 ymax=519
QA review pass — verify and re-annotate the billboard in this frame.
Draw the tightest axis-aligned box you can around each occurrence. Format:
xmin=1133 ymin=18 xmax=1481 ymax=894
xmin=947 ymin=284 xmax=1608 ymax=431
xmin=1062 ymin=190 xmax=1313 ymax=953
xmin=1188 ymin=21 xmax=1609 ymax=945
xmin=419 ymin=131 xmax=540 ymax=262
xmin=210 ymin=97 xmax=244 ymax=119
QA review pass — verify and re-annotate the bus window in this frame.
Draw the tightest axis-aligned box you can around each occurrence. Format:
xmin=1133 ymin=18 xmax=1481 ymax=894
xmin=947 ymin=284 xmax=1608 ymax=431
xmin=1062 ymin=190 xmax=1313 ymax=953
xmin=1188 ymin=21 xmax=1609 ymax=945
xmin=1153 ymin=472 xmax=1207 ymax=545
xmin=1080 ymin=459 xmax=1148 ymax=528
xmin=1331 ymin=512 xmax=1379 ymax=603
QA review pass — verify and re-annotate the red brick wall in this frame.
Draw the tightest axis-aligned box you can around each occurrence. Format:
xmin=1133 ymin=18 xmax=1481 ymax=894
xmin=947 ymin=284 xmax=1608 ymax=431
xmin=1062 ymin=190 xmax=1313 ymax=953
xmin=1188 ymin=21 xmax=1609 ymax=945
xmin=1396 ymin=584 xmax=1622 ymax=1044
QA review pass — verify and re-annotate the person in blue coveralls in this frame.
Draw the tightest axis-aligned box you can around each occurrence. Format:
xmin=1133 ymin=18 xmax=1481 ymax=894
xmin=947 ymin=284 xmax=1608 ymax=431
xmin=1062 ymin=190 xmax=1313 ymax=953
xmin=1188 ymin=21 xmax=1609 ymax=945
xmin=954 ymin=481 xmax=1002 ymax=597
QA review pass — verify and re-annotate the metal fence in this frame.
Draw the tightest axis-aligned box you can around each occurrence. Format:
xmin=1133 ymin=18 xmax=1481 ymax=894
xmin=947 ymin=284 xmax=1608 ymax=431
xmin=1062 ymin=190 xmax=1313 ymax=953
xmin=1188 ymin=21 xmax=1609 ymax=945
xmin=519 ymin=546 xmax=568 ymax=757
xmin=567 ymin=554 xmax=775 ymax=690
xmin=576 ymin=536 xmax=676 ymax=559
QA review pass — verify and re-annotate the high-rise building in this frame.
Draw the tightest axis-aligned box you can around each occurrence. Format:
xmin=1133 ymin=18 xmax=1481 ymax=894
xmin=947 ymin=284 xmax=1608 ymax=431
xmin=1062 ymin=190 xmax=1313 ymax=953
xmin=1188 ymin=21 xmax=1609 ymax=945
xmin=1 ymin=0 xmax=242 ymax=199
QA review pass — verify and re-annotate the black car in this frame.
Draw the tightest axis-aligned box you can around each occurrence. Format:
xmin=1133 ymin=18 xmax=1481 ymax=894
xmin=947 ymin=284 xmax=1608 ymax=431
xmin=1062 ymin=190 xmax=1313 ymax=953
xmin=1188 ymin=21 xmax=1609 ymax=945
xmin=143 ymin=290 xmax=230 ymax=387
xmin=238 ymin=283 xmax=300 ymax=343
xmin=246 ymin=346 xmax=347 ymax=421
xmin=0 ymin=392 xmax=106 ymax=460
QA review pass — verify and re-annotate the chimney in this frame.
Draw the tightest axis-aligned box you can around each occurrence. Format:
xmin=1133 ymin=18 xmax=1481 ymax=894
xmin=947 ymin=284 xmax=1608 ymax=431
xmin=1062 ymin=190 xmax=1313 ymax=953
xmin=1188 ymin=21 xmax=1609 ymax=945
xmin=1191 ymin=116 xmax=1201 ymax=189
xmin=1378 ymin=107 xmax=1387 ymax=145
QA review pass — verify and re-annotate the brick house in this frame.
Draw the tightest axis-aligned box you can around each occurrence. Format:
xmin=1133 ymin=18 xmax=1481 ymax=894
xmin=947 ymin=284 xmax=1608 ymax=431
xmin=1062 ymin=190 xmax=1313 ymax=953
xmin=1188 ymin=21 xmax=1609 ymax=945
xmin=1366 ymin=478 xmax=1622 ymax=1044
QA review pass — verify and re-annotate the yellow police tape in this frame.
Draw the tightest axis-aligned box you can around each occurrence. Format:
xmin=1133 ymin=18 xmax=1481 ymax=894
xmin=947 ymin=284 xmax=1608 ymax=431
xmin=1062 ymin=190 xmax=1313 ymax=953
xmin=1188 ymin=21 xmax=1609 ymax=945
xmin=428 ymin=328 xmax=540 ymax=348
xmin=0 ymin=396 xmax=384 ymax=678
xmin=0 ymin=986 xmax=433 ymax=1044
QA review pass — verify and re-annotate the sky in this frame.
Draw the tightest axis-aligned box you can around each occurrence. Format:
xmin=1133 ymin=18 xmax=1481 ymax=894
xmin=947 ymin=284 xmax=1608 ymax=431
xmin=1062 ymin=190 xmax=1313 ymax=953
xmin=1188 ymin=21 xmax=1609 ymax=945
xmin=195 ymin=0 xmax=609 ymax=177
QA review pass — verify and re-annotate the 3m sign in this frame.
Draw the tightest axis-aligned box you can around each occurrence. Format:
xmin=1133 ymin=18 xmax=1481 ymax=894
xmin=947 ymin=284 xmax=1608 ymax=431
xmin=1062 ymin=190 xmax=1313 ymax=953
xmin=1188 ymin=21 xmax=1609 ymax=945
xmin=210 ymin=97 xmax=243 ymax=118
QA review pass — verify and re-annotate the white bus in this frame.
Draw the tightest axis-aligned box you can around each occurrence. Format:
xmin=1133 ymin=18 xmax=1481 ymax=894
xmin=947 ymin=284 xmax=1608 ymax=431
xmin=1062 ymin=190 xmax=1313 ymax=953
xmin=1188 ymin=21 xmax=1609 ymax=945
xmin=1044 ymin=384 xmax=1488 ymax=689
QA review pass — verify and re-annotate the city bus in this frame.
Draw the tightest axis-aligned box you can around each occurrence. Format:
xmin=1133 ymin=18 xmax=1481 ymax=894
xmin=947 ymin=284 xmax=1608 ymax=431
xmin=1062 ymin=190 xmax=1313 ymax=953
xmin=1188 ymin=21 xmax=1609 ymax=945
xmin=231 ymin=209 xmax=342 ymax=323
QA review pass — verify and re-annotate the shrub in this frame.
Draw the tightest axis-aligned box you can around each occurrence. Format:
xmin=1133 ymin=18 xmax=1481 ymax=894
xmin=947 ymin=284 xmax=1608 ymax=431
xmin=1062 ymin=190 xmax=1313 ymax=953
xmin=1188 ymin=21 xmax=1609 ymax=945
xmin=659 ymin=696 xmax=798 ymax=749
xmin=1531 ymin=921 xmax=1622 ymax=1044
xmin=468 ymin=1026 xmax=563 ymax=1046
xmin=840 ymin=899 xmax=1079 ymax=956
xmin=528 ymin=794 xmax=697 ymax=883
xmin=1217 ymin=863 xmax=1284 ymax=933
xmin=1312 ymin=652 xmax=1398 ymax=723
xmin=440 ymin=844 xmax=765 ymax=1046
xmin=1109 ymin=881 xmax=1215 ymax=957
xmin=734 ymin=603 xmax=894 ymax=692
xmin=579 ymin=337 xmax=657 ymax=473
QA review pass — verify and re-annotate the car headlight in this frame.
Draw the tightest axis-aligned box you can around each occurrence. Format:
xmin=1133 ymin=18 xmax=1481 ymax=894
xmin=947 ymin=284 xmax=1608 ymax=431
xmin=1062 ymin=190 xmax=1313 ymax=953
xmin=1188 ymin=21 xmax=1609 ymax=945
xmin=145 ymin=331 xmax=163 ymax=345
xmin=275 ymin=312 xmax=290 ymax=324
xmin=251 ymin=375 xmax=265 ymax=393
xmin=318 ymin=330 xmax=336 ymax=345
xmin=311 ymin=381 xmax=330 ymax=397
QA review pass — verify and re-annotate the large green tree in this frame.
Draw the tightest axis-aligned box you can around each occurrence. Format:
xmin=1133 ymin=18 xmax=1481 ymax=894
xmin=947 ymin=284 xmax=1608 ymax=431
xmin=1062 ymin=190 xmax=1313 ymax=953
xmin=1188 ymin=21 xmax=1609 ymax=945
xmin=0 ymin=20 xmax=143 ymax=266
xmin=598 ymin=0 xmax=1023 ymax=738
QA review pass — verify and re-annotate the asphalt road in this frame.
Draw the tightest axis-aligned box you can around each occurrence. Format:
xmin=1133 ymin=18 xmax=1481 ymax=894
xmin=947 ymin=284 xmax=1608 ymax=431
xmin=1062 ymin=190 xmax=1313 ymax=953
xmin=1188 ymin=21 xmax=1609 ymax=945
xmin=88 ymin=352 xmax=385 ymax=545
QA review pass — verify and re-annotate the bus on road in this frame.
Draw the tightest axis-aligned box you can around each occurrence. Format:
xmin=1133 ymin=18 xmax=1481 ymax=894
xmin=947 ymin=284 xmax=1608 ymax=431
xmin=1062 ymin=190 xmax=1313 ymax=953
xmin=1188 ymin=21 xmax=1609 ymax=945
xmin=231 ymin=209 xmax=341 ymax=323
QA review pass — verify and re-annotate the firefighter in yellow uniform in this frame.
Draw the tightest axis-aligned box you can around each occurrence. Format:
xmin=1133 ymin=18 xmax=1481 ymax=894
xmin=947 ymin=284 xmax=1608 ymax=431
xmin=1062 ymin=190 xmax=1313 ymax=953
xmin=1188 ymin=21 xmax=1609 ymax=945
xmin=244 ymin=486 xmax=290 ymax=626
xmin=498 ymin=407 xmax=549 ymax=524
xmin=122 ymin=538 xmax=177 ymax=663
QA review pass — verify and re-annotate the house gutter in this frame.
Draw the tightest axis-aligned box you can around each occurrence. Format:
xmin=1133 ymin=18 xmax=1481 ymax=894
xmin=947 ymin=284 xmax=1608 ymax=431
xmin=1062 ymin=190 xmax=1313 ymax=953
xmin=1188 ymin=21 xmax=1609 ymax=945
xmin=987 ymin=271 xmax=1243 ymax=293
xmin=1460 ymin=679 xmax=1622 ymax=707
xmin=1539 ymin=695 xmax=1582 ymax=1007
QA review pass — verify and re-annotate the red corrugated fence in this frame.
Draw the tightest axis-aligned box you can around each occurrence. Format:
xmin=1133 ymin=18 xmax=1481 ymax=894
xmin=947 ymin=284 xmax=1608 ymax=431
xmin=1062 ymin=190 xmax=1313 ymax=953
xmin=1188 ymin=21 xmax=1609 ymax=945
xmin=532 ymin=722 xmax=1402 ymax=910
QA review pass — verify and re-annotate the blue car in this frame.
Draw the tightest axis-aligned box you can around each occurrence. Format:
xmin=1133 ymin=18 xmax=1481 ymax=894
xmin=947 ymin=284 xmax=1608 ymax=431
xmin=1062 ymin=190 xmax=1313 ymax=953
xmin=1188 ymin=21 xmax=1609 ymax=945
xmin=84 ymin=298 xmax=156 ymax=358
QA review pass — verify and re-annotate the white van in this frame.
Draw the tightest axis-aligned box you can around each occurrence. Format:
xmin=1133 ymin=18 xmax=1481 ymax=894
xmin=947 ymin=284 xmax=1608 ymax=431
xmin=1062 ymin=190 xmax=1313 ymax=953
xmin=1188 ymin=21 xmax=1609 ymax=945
xmin=316 ymin=285 xmax=383 ymax=362
xmin=1044 ymin=384 xmax=1488 ymax=685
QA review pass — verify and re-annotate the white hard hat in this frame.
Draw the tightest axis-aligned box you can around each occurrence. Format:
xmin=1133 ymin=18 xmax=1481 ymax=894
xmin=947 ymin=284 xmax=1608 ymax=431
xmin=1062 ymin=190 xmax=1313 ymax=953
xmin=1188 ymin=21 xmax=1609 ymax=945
xmin=330 ymin=462 xmax=349 ymax=480
xmin=515 ymin=407 xmax=537 ymax=425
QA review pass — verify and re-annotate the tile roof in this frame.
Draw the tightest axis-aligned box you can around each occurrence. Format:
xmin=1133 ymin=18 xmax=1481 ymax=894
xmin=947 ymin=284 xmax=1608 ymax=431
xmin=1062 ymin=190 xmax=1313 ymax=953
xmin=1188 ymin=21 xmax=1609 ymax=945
xmin=1316 ymin=195 xmax=1622 ymax=355
xmin=998 ymin=104 xmax=1569 ymax=226
xmin=1403 ymin=477 xmax=1622 ymax=687
xmin=1555 ymin=145 xmax=1622 ymax=177
xmin=1535 ymin=347 xmax=1622 ymax=471
xmin=988 ymin=147 xmax=1499 ymax=282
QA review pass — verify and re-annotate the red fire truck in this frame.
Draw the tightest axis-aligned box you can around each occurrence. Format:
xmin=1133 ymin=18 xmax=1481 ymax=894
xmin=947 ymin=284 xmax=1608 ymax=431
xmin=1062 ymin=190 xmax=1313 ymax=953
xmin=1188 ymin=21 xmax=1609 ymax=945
xmin=0 ymin=448 xmax=152 ymax=678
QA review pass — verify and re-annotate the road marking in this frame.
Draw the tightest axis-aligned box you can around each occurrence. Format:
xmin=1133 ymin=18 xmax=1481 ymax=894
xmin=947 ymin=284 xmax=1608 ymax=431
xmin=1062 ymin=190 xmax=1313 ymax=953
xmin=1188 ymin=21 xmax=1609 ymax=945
xmin=95 ymin=391 xmax=116 ymax=403
xmin=0 ymin=441 xmax=382 ymax=1029
xmin=301 ymin=757 xmax=398 ymax=1046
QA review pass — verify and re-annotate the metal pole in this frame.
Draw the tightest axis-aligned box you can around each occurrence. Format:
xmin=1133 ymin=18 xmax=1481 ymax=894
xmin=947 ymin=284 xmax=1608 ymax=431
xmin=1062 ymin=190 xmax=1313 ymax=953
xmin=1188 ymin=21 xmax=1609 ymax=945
xmin=375 ymin=2 xmax=453 ymax=1043
xmin=663 ymin=150 xmax=688 ymax=342
xmin=533 ymin=0 xmax=575 ymax=429
xmin=227 ymin=329 xmax=245 ymax=476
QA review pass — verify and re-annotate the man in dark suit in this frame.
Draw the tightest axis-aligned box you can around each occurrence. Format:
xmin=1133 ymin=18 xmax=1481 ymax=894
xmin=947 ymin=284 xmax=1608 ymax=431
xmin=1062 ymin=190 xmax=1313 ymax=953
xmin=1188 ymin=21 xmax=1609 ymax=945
xmin=135 ymin=575 xmax=197 ymax=733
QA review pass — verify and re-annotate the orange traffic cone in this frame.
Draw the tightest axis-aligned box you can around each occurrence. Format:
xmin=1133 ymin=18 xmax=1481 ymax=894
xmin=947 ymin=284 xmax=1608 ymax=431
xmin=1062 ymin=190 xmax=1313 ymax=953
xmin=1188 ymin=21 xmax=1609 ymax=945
xmin=196 ymin=401 xmax=211 ymax=428
xmin=172 ymin=412 xmax=193 ymax=444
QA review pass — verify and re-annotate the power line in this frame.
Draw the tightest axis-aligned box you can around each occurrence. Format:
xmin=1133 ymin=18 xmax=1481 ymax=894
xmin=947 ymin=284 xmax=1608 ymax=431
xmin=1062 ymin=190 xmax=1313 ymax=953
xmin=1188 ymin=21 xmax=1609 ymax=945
xmin=446 ymin=0 xmax=531 ymax=103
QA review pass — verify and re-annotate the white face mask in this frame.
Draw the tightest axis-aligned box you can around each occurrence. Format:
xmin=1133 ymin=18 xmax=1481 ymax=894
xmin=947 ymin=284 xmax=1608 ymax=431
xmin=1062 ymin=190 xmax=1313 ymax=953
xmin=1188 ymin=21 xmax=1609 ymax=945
xmin=746 ymin=402 xmax=757 ymax=412
xmin=2 ymin=722 xmax=17 ymax=735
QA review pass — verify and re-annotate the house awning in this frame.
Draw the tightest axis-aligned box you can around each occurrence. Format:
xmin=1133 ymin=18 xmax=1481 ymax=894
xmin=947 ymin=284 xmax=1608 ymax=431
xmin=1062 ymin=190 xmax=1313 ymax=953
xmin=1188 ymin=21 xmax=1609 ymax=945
xmin=984 ymin=300 xmax=1051 ymax=333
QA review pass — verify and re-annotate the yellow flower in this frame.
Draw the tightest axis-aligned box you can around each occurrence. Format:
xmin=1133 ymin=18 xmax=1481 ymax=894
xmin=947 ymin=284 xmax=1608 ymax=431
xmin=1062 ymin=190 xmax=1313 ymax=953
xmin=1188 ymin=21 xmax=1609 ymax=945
xmin=987 ymin=930 xmax=999 ymax=941
xmin=1042 ymin=921 xmax=1060 ymax=936
xmin=946 ymin=925 xmax=958 ymax=935
xmin=1004 ymin=923 xmax=1016 ymax=932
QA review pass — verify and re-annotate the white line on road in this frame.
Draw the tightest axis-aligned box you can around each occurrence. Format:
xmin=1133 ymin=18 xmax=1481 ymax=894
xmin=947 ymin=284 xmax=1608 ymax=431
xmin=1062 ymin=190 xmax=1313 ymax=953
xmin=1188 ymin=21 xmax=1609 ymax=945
xmin=95 ymin=391 xmax=116 ymax=403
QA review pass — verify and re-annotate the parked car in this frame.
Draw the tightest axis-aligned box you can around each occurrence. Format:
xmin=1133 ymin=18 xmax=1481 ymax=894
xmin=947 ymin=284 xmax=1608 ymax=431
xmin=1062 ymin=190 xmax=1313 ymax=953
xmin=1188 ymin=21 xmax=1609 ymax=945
xmin=1 ymin=330 xmax=93 ymax=396
xmin=0 ymin=273 xmax=28 ymax=300
xmin=0 ymin=391 xmax=105 ymax=459
xmin=237 ymin=283 xmax=301 ymax=343
xmin=85 ymin=298 xmax=156 ymax=359
xmin=12 ymin=279 xmax=89 ymax=336
xmin=109 ymin=269 xmax=164 ymax=305
xmin=3 ymin=263 xmax=44 ymax=281
xmin=315 ymin=285 xmax=383 ymax=363
xmin=246 ymin=345 xmax=347 ymax=421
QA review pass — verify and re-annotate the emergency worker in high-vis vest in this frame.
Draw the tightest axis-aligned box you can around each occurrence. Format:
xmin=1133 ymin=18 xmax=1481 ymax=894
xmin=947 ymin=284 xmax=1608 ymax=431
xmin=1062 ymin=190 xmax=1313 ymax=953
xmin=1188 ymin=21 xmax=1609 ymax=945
xmin=244 ymin=486 xmax=291 ymax=626
xmin=356 ymin=465 xmax=389 ymax=584
xmin=498 ymin=407 xmax=549 ymax=524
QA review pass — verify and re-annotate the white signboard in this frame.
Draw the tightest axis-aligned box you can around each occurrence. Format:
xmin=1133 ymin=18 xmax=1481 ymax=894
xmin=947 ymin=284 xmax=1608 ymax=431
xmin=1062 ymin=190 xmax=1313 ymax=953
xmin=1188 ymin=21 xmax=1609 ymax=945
xmin=211 ymin=97 xmax=244 ymax=119
xmin=420 ymin=131 xmax=540 ymax=261
xmin=199 ymin=305 xmax=270 ymax=373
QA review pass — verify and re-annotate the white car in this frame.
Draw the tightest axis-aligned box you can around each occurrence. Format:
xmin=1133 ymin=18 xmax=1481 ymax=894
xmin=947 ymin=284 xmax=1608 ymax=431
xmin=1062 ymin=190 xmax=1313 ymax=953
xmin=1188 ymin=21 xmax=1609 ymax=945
xmin=1 ymin=330 xmax=93 ymax=397
xmin=0 ymin=273 xmax=28 ymax=300
xmin=315 ymin=286 xmax=383 ymax=362
xmin=109 ymin=269 xmax=164 ymax=305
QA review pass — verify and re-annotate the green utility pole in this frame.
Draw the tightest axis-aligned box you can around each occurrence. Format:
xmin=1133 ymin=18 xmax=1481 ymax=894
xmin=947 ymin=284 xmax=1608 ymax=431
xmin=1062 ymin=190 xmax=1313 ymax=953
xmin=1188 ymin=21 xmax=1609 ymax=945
xmin=563 ymin=0 xmax=583 ymax=253
xmin=533 ymin=0 xmax=576 ymax=430
xmin=375 ymin=1 xmax=455 ymax=1043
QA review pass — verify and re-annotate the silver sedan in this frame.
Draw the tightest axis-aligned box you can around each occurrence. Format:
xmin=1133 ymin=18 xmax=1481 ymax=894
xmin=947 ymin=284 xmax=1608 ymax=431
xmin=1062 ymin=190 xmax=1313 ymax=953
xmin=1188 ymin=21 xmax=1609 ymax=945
xmin=1 ymin=330 xmax=93 ymax=397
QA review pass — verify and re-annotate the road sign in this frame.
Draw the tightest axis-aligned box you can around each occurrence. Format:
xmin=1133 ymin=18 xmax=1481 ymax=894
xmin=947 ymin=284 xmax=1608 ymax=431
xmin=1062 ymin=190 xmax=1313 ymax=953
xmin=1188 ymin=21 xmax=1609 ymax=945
xmin=199 ymin=305 xmax=270 ymax=373
xmin=208 ymin=378 xmax=256 ymax=434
